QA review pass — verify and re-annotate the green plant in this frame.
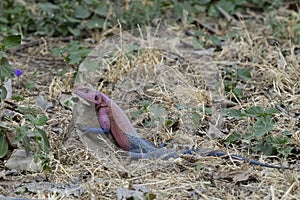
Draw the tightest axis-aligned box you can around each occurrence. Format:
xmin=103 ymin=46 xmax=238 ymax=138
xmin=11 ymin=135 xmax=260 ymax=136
xmin=132 ymin=101 xmax=166 ymax=126
xmin=190 ymin=106 xmax=213 ymax=130
xmin=115 ymin=0 xmax=165 ymax=29
xmin=192 ymin=30 xmax=223 ymax=49
xmin=0 ymin=34 xmax=21 ymax=102
xmin=224 ymin=106 xmax=292 ymax=157
xmin=13 ymin=106 xmax=51 ymax=170
xmin=131 ymin=100 xmax=181 ymax=132
xmin=0 ymin=0 xmax=283 ymax=39
xmin=0 ymin=105 xmax=51 ymax=170
xmin=268 ymin=13 xmax=300 ymax=45
xmin=206 ymin=0 xmax=282 ymax=17
xmin=0 ymin=0 xmax=110 ymax=37
xmin=222 ymin=65 xmax=252 ymax=100
xmin=51 ymin=41 xmax=91 ymax=65
xmin=0 ymin=126 xmax=9 ymax=158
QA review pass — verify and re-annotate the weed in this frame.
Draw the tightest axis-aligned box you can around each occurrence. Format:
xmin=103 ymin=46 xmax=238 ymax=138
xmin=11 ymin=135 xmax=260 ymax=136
xmin=115 ymin=0 xmax=165 ymax=29
xmin=0 ymin=0 xmax=283 ymax=38
xmin=0 ymin=35 xmax=51 ymax=169
xmin=51 ymin=41 xmax=91 ymax=65
xmin=0 ymin=0 xmax=110 ymax=37
xmin=224 ymin=106 xmax=292 ymax=157
xmin=0 ymin=105 xmax=51 ymax=170
xmin=268 ymin=12 xmax=300 ymax=45
xmin=193 ymin=30 xmax=223 ymax=49
xmin=13 ymin=106 xmax=51 ymax=170
xmin=222 ymin=65 xmax=252 ymax=100
xmin=0 ymin=34 xmax=21 ymax=102
xmin=132 ymin=101 xmax=166 ymax=127
xmin=131 ymin=101 xmax=181 ymax=133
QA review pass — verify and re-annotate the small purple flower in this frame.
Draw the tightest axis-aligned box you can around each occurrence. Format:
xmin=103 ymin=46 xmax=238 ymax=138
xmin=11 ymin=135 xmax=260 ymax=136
xmin=14 ymin=69 xmax=23 ymax=77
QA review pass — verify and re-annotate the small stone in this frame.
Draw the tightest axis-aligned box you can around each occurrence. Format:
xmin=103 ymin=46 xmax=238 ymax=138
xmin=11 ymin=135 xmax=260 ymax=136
xmin=5 ymin=150 xmax=42 ymax=172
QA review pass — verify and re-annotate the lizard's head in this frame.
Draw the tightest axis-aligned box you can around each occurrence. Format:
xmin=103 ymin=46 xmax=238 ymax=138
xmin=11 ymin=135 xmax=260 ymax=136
xmin=74 ymin=85 xmax=103 ymax=105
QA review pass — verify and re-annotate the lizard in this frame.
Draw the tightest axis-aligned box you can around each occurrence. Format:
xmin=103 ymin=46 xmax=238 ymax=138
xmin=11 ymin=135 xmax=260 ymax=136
xmin=74 ymin=85 xmax=290 ymax=169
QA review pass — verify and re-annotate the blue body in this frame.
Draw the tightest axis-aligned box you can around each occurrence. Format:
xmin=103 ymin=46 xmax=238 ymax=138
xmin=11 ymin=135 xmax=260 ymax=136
xmin=78 ymin=125 xmax=289 ymax=169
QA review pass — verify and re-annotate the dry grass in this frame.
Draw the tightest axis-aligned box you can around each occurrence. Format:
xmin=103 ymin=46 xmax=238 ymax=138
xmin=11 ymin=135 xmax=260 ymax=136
xmin=70 ymin=24 xmax=299 ymax=199
xmin=1 ymin=8 xmax=299 ymax=200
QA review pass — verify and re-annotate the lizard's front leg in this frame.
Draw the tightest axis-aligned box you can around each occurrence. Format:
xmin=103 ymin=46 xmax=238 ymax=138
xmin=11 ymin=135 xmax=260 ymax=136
xmin=98 ymin=106 xmax=111 ymax=133
xmin=76 ymin=106 xmax=111 ymax=134
xmin=77 ymin=123 xmax=110 ymax=134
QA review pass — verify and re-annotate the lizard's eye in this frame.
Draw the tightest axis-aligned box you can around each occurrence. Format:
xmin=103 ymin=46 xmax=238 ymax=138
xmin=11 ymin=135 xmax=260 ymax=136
xmin=95 ymin=95 xmax=99 ymax=101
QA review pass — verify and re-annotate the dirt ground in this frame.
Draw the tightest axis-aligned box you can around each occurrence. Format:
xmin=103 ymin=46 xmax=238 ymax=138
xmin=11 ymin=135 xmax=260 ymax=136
xmin=1 ymin=8 xmax=300 ymax=200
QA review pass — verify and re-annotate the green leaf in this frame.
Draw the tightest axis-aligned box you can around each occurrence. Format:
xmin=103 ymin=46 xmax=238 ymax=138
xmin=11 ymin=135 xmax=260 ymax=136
xmin=192 ymin=39 xmax=204 ymax=49
xmin=0 ymin=57 xmax=14 ymax=78
xmin=208 ymin=5 xmax=219 ymax=17
xmin=51 ymin=47 xmax=64 ymax=57
xmin=243 ymin=132 xmax=256 ymax=141
xmin=2 ymin=35 xmax=21 ymax=50
xmin=223 ymin=108 xmax=244 ymax=118
xmin=0 ymin=51 xmax=5 ymax=58
xmin=270 ymin=136 xmax=289 ymax=147
xmin=0 ymin=134 xmax=8 ymax=158
xmin=216 ymin=0 xmax=236 ymax=14
xmin=25 ymin=114 xmax=36 ymax=125
xmin=277 ymin=146 xmax=293 ymax=158
xmin=87 ymin=15 xmax=104 ymax=29
xmin=245 ymin=106 xmax=264 ymax=117
xmin=12 ymin=94 xmax=24 ymax=102
xmin=83 ymin=0 xmax=96 ymax=5
xmin=265 ymin=107 xmax=279 ymax=115
xmin=33 ymin=150 xmax=39 ymax=163
xmin=37 ymin=2 xmax=60 ymax=13
xmin=94 ymin=3 xmax=108 ymax=16
xmin=141 ymin=101 xmax=150 ymax=111
xmin=252 ymin=142 xmax=275 ymax=156
xmin=253 ymin=116 xmax=274 ymax=138
xmin=65 ymin=15 xmax=81 ymax=23
xmin=68 ymin=52 xmax=83 ymax=65
xmin=208 ymin=35 xmax=222 ymax=47
xmin=145 ymin=193 xmax=157 ymax=200
xmin=36 ymin=115 xmax=48 ymax=126
xmin=0 ymin=85 xmax=8 ymax=102
xmin=232 ymin=87 xmax=243 ymax=99
xmin=237 ymin=67 xmax=251 ymax=81
xmin=165 ymin=119 xmax=173 ymax=126
xmin=25 ymin=82 xmax=35 ymax=89
xmin=22 ymin=136 xmax=31 ymax=155
xmin=60 ymin=97 xmax=75 ymax=110
xmin=199 ymin=0 xmax=212 ymax=4
xmin=131 ymin=109 xmax=143 ymax=121
xmin=0 ymin=17 xmax=9 ymax=24
xmin=195 ymin=163 xmax=203 ymax=172
xmin=37 ymin=128 xmax=50 ymax=153
xmin=74 ymin=5 xmax=90 ymax=19
xmin=67 ymin=27 xmax=81 ymax=37
xmin=191 ymin=111 xmax=202 ymax=127
xmin=149 ymin=105 xmax=165 ymax=120
xmin=17 ymin=106 xmax=39 ymax=116
xmin=13 ymin=126 xmax=28 ymax=144
xmin=224 ymin=132 xmax=241 ymax=145
xmin=53 ymin=41 xmax=91 ymax=65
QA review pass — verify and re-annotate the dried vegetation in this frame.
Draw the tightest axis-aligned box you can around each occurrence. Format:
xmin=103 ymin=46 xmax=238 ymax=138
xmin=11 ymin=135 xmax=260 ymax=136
xmin=1 ymin=6 xmax=300 ymax=200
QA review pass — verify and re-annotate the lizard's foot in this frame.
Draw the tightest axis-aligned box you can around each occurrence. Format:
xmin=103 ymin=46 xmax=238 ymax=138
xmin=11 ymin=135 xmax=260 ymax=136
xmin=76 ymin=123 xmax=110 ymax=134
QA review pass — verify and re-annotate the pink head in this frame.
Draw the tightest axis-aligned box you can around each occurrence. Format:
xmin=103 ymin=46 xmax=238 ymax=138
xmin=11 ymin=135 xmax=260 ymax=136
xmin=74 ymin=85 xmax=103 ymax=105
